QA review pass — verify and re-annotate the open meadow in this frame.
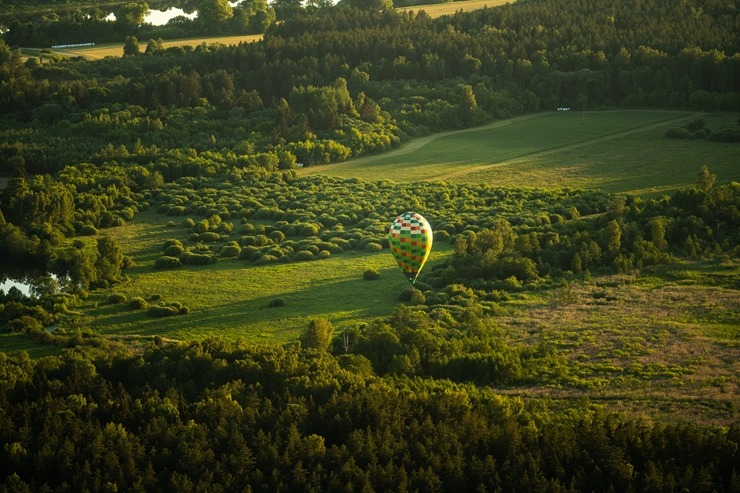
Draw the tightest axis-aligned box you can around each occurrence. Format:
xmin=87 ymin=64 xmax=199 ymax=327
xmin=397 ymin=0 xmax=514 ymax=17
xmin=77 ymin=210 xmax=454 ymax=345
xmin=302 ymin=110 xmax=739 ymax=197
xmin=46 ymin=33 xmax=263 ymax=59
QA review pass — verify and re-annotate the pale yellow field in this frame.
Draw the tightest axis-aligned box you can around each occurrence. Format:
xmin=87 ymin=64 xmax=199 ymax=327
xmin=397 ymin=0 xmax=513 ymax=17
xmin=49 ymin=0 xmax=507 ymax=59
xmin=53 ymin=34 xmax=263 ymax=59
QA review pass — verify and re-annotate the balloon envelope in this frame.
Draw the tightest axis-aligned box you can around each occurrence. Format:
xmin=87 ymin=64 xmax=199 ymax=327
xmin=388 ymin=212 xmax=433 ymax=284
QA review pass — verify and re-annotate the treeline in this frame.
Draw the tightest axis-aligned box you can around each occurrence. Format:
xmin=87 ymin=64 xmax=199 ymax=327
xmin=0 ymin=340 xmax=737 ymax=492
xmin=2 ymin=0 xmax=275 ymax=47
xmin=1 ymin=0 xmax=739 ymax=179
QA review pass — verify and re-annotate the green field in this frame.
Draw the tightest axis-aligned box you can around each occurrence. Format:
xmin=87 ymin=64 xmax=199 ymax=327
xmin=31 ymin=0 xmax=503 ymax=59
xmin=302 ymin=110 xmax=739 ymax=197
xmin=45 ymin=34 xmax=264 ymax=59
xmin=397 ymin=0 xmax=514 ymax=17
xmin=74 ymin=210 xmax=453 ymax=345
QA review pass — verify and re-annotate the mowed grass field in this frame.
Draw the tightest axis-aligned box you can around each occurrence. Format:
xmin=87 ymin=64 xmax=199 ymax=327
xmin=48 ymin=34 xmax=263 ymax=59
xmin=300 ymin=110 xmax=740 ymax=197
xmin=397 ymin=0 xmax=514 ymax=17
xmin=301 ymin=110 xmax=739 ymax=197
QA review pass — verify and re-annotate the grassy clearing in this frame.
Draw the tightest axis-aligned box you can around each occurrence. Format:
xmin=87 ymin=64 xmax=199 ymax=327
xmin=51 ymin=34 xmax=263 ymax=59
xmin=79 ymin=210 xmax=453 ymax=344
xmin=498 ymin=259 xmax=740 ymax=423
xmin=397 ymin=0 xmax=513 ymax=18
xmin=303 ymin=110 xmax=739 ymax=197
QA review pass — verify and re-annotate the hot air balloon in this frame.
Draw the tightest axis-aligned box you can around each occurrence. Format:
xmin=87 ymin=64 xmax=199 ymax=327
xmin=388 ymin=212 xmax=433 ymax=285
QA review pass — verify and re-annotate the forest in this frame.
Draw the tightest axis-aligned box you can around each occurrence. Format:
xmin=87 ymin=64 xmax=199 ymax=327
xmin=1 ymin=0 xmax=739 ymax=490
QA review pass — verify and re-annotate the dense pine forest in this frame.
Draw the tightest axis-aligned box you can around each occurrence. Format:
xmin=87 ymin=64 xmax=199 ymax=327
xmin=1 ymin=0 xmax=739 ymax=491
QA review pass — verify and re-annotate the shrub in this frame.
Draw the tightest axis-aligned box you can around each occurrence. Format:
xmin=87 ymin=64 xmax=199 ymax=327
xmin=686 ymin=118 xmax=705 ymax=133
xmin=363 ymin=269 xmax=381 ymax=280
xmin=182 ymin=218 xmax=195 ymax=228
xmin=163 ymin=244 xmax=185 ymax=257
xmin=267 ymin=298 xmax=285 ymax=307
xmin=254 ymin=234 xmax=271 ymax=246
xmin=155 ymin=256 xmax=182 ymax=269
xmin=317 ymin=250 xmax=331 ymax=259
xmin=269 ymin=230 xmax=286 ymax=243
xmin=220 ymin=242 xmax=242 ymax=258
xmin=364 ymin=242 xmax=383 ymax=252
xmin=128 ymin=297 xmax=148 ymax=310
xmin=79 ymin=224 xmax=98 ymax=236
xmin=167 ymin=206 xmax=186 ymax=216
xmin=255 ymin=254 xmax=278 ymax=264
xmin=106 ymin=293 xmax=126 ymax=304
xmin=239 ymin=246 xmax=260 ymax=259
xmin=180 ymin=251 xmax=217 ymax=265
xmin=8 ymin=316 xmax=43 ymax=333
xmin=148 ymin=304 xmax=181 ymax=317
xmin=294 ymin=250 xmax=314 ymax=261
xmin=665 ymin=127 xmax=690 ymax=139
xmin=707 ymin=124 xmax=740 ymax=142
xmin=163 ymin=239 xmax=183 ymax=250
xmin=199 ymin=231 xmax=222 ymax=243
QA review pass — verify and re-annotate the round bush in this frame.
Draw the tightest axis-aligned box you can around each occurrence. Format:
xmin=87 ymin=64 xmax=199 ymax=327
xmin=180 ymin=251 xmax=217 ymax=265
xmin=294 ymin=250 xmax=315 ymax=261
xmin=317 ymin=250 xmax=331 ymax=259
xmin=106 ymin=293 xmax=126 ymax=304
xmin=199 ymin=231 xmax=221 ymax=243
xmin=269 ymin=230 xmax=286 ymax=243
xmin=364 ymin=242 xmax=383 ymax=252
xmin=239 ymin=246 xmax=260 ymax=260
xmin=164 ymin=244 xmax=185 ymax=257
xmin=128 ymin=297 xmax=148 ymax=310
xmin=267 ymin=298 xmax=285 ymax=307
xmin=665 ymin=127 xmax=690 ymax=139
xmin=363 ymin=269 xmax=381 ymax=280
xmin=220 ymin=243 xmax=242 ymax=258
xmin=255 ymin=254 xmax=279 ymax=264
xmin=148 ymin=304 xmax=180 ymax=318
xmin=163 ymin=239 xmax=183 ymax=249
xmin=155 ymin=256 xmax=182 ymax=269
xmin=79 ymin=224 xmax=98 ymax=236
xmin=182 ymin=218 xmax=196 ymax=228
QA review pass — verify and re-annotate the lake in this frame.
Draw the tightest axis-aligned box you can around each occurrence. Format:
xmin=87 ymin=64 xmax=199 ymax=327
xmin=106 ymin=7 xmax=198 ymax=26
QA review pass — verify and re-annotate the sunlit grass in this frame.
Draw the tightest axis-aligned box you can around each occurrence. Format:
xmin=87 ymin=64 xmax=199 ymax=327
xmin=397 ymin=0 xmax=514 ymax=18
xmin=52 ymin=34 xmax=263 ymax=59
xmin=84 ymin=211 xmax=453 ymax=344
xmin=304 ymin=110 xmax=739 ymax=197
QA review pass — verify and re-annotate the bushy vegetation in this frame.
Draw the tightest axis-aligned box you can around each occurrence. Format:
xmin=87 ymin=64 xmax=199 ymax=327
xmin=0 ymin=341 xmax=737 ymax=492
xmin=0 ymin=0 xmax=738 ymax=490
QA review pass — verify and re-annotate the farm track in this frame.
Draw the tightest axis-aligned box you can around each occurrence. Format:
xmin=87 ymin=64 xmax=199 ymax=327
xmin=300 ymin=110 xmax=694 ymax=180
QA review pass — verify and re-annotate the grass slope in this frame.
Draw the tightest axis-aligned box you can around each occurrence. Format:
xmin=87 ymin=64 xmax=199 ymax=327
xmin=80 ymin=210 xmax=452 ymax=344
xmin=302 ymin=110 xmax=739 ymax=197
